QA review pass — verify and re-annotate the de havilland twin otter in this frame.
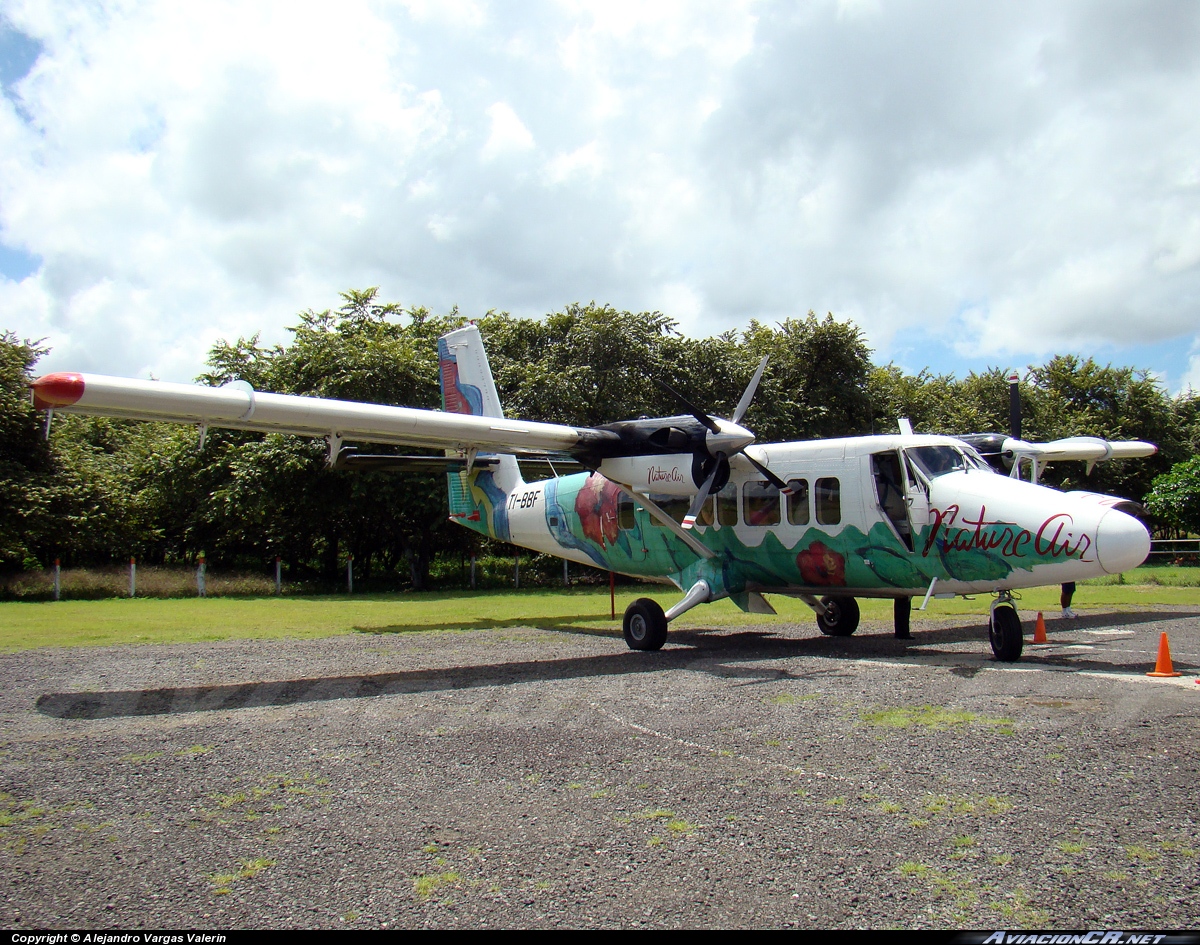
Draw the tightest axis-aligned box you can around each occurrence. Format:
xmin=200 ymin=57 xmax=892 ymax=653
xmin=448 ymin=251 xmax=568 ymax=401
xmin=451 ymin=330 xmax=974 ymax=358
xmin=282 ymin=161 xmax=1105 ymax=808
xmin=30 ymin=325 xmax=1155 ymax=663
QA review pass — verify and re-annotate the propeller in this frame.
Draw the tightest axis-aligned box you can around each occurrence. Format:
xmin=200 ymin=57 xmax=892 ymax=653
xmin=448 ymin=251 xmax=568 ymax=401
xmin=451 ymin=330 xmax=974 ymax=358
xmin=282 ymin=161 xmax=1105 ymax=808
xmin=655 ymin=356 xmax=793 ymax=529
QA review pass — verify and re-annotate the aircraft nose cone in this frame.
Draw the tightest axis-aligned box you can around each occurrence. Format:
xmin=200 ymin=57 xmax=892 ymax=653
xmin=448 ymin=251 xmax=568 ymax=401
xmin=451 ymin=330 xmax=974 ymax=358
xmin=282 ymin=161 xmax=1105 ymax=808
xmin=1095 ymin=508 xmax=1151 ymax=575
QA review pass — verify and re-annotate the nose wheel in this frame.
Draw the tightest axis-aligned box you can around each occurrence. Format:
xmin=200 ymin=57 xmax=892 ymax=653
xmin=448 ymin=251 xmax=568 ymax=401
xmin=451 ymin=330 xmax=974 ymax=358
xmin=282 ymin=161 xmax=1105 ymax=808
xmin=989 ymin=595 xmax=1024 ymax=662
xmin=623 ymin=598 xmax=668 ymax=651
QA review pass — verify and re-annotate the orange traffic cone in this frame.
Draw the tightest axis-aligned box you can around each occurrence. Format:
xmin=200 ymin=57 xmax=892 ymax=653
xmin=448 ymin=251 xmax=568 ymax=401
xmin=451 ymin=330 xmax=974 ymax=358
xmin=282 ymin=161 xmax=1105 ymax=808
xmin=1147 ymin=632 xmax=1182 ymax=678
xmin=1032 ymin=611 xmax=1048 ymax=644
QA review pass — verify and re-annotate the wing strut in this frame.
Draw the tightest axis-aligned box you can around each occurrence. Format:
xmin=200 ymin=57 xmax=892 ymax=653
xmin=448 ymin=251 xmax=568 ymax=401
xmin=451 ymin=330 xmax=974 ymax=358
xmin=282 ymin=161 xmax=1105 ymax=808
xmin=610 ymin=483 xmax=715 ymax=560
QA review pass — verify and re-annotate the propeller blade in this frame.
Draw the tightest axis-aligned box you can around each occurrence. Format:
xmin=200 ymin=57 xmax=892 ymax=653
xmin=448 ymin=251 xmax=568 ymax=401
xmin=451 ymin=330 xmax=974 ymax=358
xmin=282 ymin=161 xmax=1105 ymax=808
xmin=742 ymin=450 xmax=794 ymax=495
xmin=731 ymin=355 xmax=769 ymax=425
xmin=682 ymin=452 xmax=726 ymax=529
xmin=652 ymin=377 xmax=721 ymax=433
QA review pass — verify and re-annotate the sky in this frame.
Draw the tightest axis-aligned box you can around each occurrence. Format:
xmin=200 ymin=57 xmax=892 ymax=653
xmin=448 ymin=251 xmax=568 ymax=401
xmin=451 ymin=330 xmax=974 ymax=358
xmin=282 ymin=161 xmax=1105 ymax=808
xmin=1 ymin=0 xmax=1199 ymax=394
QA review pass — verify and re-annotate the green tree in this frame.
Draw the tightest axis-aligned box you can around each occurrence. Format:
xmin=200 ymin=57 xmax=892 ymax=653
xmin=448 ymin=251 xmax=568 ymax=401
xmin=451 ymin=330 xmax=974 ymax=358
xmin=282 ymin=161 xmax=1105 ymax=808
xmin=740 ymin=313 xmax=874 ymax=441
xmin=169 ymin=289 xmax=473 ymax=586
xmin=0 ymin=334 xmax=162 ymax=570
xmin=1144 ymin=457 xmax=1200 ymax=536
xmin=0 ymin=333 xmax=54 ymax=570
xmin=481 ymin=303 xmax=683 ymax=425
xmin=1021 ymin=356 xmax=1179 ymax=499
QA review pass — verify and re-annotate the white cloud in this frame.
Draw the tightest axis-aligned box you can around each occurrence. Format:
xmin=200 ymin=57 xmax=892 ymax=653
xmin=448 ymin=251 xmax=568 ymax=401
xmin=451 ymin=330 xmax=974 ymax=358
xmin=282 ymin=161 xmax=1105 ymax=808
xmin=0 ymin=0 xmax=1197 ymax=388
xmin=543 ymin=140 xmax=604 ymax=185
xmin=480 ymin=102 xmax=535 ymax=161
xmin=650 ymin=281 xmax=703 ymax=323
xmin=1182 ymin=340 xmax=1200 ymax=395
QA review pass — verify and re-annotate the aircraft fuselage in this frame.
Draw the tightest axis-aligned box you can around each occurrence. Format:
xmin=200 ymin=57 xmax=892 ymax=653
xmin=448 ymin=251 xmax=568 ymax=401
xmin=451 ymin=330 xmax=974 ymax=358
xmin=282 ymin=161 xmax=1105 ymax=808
xmin=448 ymin=433 xmax=1150 ymax=605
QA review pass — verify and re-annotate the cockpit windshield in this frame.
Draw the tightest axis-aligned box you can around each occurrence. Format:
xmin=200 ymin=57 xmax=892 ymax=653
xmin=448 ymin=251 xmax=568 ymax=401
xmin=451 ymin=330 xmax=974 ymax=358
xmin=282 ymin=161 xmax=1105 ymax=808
xmin=907 ymin=445 xmax=991 ymax=480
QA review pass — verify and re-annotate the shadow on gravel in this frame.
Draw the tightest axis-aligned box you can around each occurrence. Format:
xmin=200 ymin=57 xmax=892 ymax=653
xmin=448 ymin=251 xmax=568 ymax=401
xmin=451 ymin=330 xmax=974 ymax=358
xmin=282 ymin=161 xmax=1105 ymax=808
xmin=35 ymin=647 xmax=782 ymax=719
xmin=36 ymin=609 xmax=1192 ymax=720
xmin=354 ymin=616 xmax=624 ymax=638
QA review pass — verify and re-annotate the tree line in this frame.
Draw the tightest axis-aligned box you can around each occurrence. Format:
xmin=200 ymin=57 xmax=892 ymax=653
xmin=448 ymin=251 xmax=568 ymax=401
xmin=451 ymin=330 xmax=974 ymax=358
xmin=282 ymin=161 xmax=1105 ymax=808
xmin=3 ymin=289 xmax=1198 ymax=586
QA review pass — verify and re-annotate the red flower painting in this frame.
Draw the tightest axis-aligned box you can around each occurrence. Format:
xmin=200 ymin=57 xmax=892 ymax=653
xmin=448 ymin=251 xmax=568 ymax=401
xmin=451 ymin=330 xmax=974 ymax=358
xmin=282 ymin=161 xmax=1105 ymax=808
xmin=575 ymin=474 xmax=621 ymax=548
xmin=797 ymin=541 xmax=846 ymax=586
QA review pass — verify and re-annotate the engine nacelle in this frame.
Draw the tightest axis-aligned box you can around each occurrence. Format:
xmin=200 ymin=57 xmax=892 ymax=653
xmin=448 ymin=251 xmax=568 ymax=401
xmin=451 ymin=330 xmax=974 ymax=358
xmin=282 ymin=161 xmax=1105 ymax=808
xmin=596 ymin=454 xmax=699 ymax=496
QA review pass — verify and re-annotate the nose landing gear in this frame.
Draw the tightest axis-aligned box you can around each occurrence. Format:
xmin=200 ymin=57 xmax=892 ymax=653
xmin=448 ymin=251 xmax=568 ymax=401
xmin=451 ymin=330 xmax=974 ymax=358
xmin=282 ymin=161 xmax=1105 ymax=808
xmin=989 ymin=592 xmax=1024 ymax=662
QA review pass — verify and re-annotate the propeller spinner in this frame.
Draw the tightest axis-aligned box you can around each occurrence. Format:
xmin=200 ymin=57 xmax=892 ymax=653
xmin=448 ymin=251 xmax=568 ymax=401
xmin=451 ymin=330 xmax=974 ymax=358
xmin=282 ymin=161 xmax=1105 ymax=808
xmin=654 ymin=356 xmax=794 ymax=529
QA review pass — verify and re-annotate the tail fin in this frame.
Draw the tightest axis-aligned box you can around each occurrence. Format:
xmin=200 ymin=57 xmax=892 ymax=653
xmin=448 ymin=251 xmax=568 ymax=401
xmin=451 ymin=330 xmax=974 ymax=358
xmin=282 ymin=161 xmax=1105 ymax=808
xmin=438 ymin=325 xmax=522 ymax=536
xmin=438 ymin=324 xmax=507 ymax=420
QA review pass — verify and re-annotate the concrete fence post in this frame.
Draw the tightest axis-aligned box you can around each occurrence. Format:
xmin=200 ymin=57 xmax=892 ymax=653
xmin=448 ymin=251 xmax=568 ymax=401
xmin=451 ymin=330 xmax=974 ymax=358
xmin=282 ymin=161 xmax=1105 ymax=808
xmin=563 ymin=558 xmax=569 ymax=586
xmin=275 ymin=556 xmax=282 ymax=595
xmin=470 ymin=554 xmax=477 ymax=590
xmin=514 ymin=552 xmax=519 ymax=589
xmin=129 ymin=557 xmax=136 ymax=598
xmin=347 ymin=555 xmax=354 ymax=594
xmin=53 ymin=559 xmax=60 ymax=601
xmin=197 ymin=552 xmax=206 ymax=598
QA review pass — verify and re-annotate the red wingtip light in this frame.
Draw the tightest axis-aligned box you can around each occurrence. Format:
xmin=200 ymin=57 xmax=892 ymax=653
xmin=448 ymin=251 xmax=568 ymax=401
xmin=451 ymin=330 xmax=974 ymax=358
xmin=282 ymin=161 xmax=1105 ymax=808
xmin=30 ymin=372 xmax=85 ymax=410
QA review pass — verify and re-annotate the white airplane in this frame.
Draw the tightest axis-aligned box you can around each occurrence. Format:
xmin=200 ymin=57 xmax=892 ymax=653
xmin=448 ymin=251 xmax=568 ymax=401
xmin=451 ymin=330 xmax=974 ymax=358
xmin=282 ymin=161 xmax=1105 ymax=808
xmin=30 ymin=326 xmax=1155 ymax=663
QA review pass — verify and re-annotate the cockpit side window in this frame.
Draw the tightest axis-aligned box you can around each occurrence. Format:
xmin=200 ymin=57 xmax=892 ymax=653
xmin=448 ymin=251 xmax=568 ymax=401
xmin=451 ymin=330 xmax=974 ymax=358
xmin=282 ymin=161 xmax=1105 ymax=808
xmin=907 ymin=445 xmax=971 ymax=480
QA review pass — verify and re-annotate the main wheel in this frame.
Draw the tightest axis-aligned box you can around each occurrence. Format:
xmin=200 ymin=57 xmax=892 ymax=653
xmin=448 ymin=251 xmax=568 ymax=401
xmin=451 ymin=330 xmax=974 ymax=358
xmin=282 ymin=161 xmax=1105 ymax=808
xmin=989 ymin=605 xmax=1023 ymax=662
xmin=817 ymin=596 xmax=860 ymax=636
xmin=623 ymin=598 xmax=668 ymax=651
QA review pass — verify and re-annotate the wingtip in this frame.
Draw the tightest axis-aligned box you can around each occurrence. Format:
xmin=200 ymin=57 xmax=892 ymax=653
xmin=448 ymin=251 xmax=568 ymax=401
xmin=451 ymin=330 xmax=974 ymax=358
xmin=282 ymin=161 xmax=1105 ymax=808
xmin=29 ymin=372 xmax=85 ymax=410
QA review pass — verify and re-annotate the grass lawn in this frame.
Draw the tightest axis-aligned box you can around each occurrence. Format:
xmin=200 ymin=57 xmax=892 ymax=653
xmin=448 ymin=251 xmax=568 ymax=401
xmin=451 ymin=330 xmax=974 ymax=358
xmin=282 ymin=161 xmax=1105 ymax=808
xmin=1 ymin=570 xmax=1198 ymax=652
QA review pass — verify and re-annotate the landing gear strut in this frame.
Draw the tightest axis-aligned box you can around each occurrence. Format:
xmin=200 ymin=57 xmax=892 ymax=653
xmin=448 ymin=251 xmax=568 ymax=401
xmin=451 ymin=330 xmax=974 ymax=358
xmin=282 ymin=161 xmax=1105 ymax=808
xmin=623 ymin=598 xmax=668 ymax=651
xmin=989 ymin=593 xmax=1023 ymax=662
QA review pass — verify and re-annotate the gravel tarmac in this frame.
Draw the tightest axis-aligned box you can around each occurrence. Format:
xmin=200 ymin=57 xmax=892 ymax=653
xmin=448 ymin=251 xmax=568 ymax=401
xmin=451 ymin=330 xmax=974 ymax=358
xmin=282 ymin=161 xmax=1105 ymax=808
xmin=2 ymin=605 xmax=1198 ymax=929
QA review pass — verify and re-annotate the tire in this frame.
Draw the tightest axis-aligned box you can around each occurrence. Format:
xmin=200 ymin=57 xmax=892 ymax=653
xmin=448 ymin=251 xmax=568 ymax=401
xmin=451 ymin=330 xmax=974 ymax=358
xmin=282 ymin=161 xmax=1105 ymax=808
xmin=623 ymin=598 xmax=668 ymax=651
xmin=989 ymin=605 xmax=1023 ymax=662
xmin=817 ymin=596 xmax=860 ymax=636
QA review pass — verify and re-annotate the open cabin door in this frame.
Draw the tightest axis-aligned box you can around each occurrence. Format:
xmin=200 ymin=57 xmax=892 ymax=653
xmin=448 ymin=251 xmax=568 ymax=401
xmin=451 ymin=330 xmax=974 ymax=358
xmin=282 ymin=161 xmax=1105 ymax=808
xmin=901 ymin=450 xmax=931 ymax=537
xmin=871 ymin=450 xmax=912 ymax=550
xmin=871 ymin=449 xmax=930 ymax=552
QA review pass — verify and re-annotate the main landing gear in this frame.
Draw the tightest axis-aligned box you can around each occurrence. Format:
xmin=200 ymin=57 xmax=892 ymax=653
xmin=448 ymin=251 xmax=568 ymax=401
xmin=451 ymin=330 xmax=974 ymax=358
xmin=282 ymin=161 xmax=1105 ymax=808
xmin=989 ymin=592 xmax=1023 ymax=662
xmin=622 ymin=580 xmax=713 ymax=651
xmin=816 ymin=596 xmax=860 ymax=636
xmin=623 ymin=598 xmax=668 ymax=651
xmin=624 ymin=588 xmax=1026 ymax=662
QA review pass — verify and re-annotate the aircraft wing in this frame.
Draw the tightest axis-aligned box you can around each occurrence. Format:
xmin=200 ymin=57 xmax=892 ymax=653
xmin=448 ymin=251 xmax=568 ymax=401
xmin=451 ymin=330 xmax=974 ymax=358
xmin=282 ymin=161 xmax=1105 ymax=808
xmin=29 ymin=372 xmax=620 ymax=456
xmin=1022 ymin=435 xmax=1157 ymax=463
xmin=957 ymin=432 xmax=1157 ymax=477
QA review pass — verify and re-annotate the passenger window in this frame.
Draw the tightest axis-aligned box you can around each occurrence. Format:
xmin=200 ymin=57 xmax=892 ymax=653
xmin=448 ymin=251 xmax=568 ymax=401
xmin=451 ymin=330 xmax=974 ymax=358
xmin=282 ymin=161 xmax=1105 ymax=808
xmin=649 ymin=493 xmax=689 ymax=526
xmin=815 ymin=477 xmax=840 ymax=525
xmin=743 ymin=481 xmax=781 ymax=526
xmin=694 ymin=495 xmax=715 ymax=527
xmin=716 ymin=483 xmax=738 ymax=526
xmin=618 ymin=494 xmax=636 ymax=530
xmin=786 ymin=479 xmax=809 ymax=525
